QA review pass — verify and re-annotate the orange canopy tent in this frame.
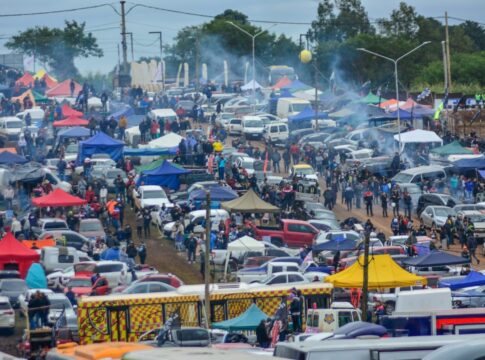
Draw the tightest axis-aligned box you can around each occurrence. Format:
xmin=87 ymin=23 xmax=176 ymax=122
xmin=46 ymin=79 xmax=81 ymax=97
xmin=62 ymin=104 xmax=83 ymax=117
xmin=53 ymin=116 xmax=89 ymax=128
xmin=11 ymin=89 xmax=36 ymax=107
xmin=401 ymin=98 xmax=432 ymax=110
xmin=0 ymin=148 xmax=17 ymax=154
xmin=15 ymin=73 xmax=35 ymax=87
xmin=22 ymin=239 xmax=56 ymax=249
xmin=0 ymin=233 xmax=40 ymax=278
xmin=272 ymin=76 xmax=292 ymax=90
xmin=32 ymin=188 xmax=87 ymax=207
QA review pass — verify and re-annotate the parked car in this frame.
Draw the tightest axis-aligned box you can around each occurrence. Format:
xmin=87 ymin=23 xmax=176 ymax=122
xmin=47 ymin=266 xmax=75 ymax=290
xmin=315 ymin=231 xmax=360 ymax=245
xmin=0 ymin=296 xmax=15 ymax=333
xmin=420 ymin=206 xmax=456 ymax=228
xmin=74 ymin=261 xmax=131 ymax=288
xmin=456 ymin=210 xmax=485 ymax=242
xmin=0 ymin=278 xmax=27 ymax=308
xmin=228 ymin=118 xmax=243 ymax=136
xmin=18 ymin=289 xmax=55 ymax=315
xmin=39 ymin=230 xmax=90 ymax=250
xmin=78 ymin=219 xmax=106 ymax=240
xmin=65 ymin=275 xmax=110 ymax=298
xmin=46 ymin=293 xmax=77 ymax=330
xmin=452 ymin=285 xmax=485 ymax=308
xmin=308 ymin=219 xmax=340 ymax=231
xmin=417 ymin=193 xmax=461 ymax=216
xmin=251 ymin=219 xmax=319 ymax=248
xmin=249 ymin=272 xmax=309 ymax=287
xmin=454 ymin=203 xmax=485 ymax=215
xmin=119 ymin=281 xmax=175 ymax=294
xmin=32 ymin=218 xmax=69 ymax=238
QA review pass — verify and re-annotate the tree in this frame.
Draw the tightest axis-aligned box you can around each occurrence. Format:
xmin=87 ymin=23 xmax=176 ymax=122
xmin=6 ymin=21 xmax=102 ymax=79
xmin=378 ymin=2 xmax=419 ymax=38
xmin=460 ymin=21 xmax=485 ymax=51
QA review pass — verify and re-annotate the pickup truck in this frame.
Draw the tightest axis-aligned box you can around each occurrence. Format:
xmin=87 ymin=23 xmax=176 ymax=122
xmin=236 ymin=261 xmax=300 ymax=283
xmin=251 ymin=219 xmax=319 ymax=247
xmin=369 ymin=286 xmax=422 ymax=315
xmin=133 ymin=185 xmax=173 ymax=210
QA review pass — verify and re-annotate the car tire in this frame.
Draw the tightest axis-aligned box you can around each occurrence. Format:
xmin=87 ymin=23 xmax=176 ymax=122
xmin=385 ymin=301 xmax=395 ymax=315
xmin=309 ymin=186 xmax=316 ymax=194
xmin=297 ymin=184 xmax=304 ymax=193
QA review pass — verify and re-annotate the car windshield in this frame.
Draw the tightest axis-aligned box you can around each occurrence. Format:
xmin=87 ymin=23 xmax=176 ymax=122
xmin=294 ymin=167 xmax=315 ymax=175
xmin=143 ymin=190 xmax=166 ymax=199
xmin=107 ymin=171 xmax=124 ymax=179
xmin=1 ymin=280 xmax=24 ymax=291
xmin=291 ymin=103 xmax=309 ymax=112
xmin=68 ymin=278 xmax=91 ymax=287
xmin=6 ymin=121 xmax=23 ymax=129
xmin=80 ymin=222 xmax=102 ymax=232
xmin=245 ymin=120 xmax=263 ymax=128
xmin=402 ymin=185 xmax=421 ymax=193
xmin=75 ymin=263 xmax=96 ymax=273
xmin=66 ymin=144 xmax=77 ymax=153
xmin=44 ymin=222 xmax=67 ymax=230
xmin=241 ymin=161 xmax=254 ymax=169
xmin=50 ymin=298 xmax=72 ymax=310
xmin=435 ymin=208 xmax=454 ymax=217
xmin=467 ymin=214 xmax=485 ymax=222
xmin=393 ymin=173 xmax=413 ymax=183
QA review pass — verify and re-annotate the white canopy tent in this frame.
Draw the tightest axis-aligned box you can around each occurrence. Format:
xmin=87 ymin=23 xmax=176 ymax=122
xmin=394 ymin=129 xmax=443 ymax=153
xmin=293 ymin=88 xmax=322 ymax=101
xmin=147 ymin=132 xmax=184 ymax=149
xmin=223 ymin=235 xmax=265 ymax=279
xmin=241 ymin=80 xmax=262 ymax=91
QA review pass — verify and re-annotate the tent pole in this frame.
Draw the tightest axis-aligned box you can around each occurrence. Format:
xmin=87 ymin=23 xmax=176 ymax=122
xmin=204 ymin=191 xmax=211 ymax=329
xmin=361 ymin=231 xmax=370 ymax=321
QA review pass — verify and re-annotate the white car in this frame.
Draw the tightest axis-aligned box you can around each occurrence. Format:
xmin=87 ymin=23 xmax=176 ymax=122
xmin=74 ymin=261 xmax=132 ymax=288
xmin=215 ymin=112 xmax=235 ymax=129
xmin=249 ymin=272 xmax=309 ymax=287
xmin=163 ymin=209 xmax=230 ymax=238
xmin=235 ymin=156 xmax=262 ymax=176
xmin=315 ymin=230 xmax=360 ymax=244
xmin=0 ymin=296 xmax=15 ymax=333
xmin=419 ymin=206 xmax=456 ymax=228
xmin=18 ymin=288 xmax=55 ymax=315
xmin=46 ymin=293 xmax=77 ymax=328
xmin=133 ymin=185 xmax=173 ymax=210
xmin=47 ymin=266 xmax=75 ymax=290
xmin=74 ymin=158 xmax=116 ymax=174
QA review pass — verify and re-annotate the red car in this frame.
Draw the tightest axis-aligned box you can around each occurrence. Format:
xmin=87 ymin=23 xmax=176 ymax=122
xmin=251 ymin=219 xmax=319 ymax=248
xmin=64 ymin=275 xmax=110 ymax=297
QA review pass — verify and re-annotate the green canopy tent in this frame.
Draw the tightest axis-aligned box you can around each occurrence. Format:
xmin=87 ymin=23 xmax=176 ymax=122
xmin=211 ymin=304 xmax=269 ymax=331
xmin=32 ymin=90 xmax=50 ymax=103
xmin=430 ymin=141 xmax=473 ymax=156
xmin=352 ymin=92 xmax=386 ymax=105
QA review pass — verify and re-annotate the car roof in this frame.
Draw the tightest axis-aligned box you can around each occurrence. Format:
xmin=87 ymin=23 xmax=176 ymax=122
xmin=398 ymin=165 xmax=445 ymax=175
xmin=458 ymin=210 xmax=483 ymax=215
xmin=47 ymin=293 xmax=69 ymax=300
xmin=0 ymin=296 xmax=11 ymax=303
xmin=140 ymin=185 xmax=163 ymax=190
xmin=292 ymin=163 xmax=312 ymax=169
xmin=80 ymin=218 xmax=102 ymax=223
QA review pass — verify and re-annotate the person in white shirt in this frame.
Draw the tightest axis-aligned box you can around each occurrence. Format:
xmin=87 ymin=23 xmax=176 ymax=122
xmin=2 ymin=185 xmax=14 ymax=210
xmin=99 ymin=185 xmax=108 ymax=205
xmin=11 ymin=217 xmax=21 ymax=238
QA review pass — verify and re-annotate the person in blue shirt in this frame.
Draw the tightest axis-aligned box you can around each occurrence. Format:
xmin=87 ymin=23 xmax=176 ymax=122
xmin=218 ymin=156 xmax=226 ymax=180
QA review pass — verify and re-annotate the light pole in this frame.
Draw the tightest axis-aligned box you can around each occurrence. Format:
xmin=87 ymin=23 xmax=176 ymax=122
xmin=227 ymin=21 xmax=276 ymax=111
xmin=357 ymin=42 xmax=431 ymax=151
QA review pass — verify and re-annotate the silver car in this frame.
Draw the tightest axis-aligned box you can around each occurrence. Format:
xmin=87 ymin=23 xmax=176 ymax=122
xmin=420 ymin=206 xmax=456 ymax=228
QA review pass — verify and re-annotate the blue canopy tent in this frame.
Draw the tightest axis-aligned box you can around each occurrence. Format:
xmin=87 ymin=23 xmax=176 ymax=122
xmin=58 ymin=126 xmax=91 ymax=140
xmin=282 ymin=79 xmax=312 ymax=93
xmin=77 ymin=132 xmax=125 ymax=164
xmin=313 ymin=238 xmax=357 ymax=252
xmin=25 ymin=263 xmax=47 ymax=289
xmin=288 ymin=107 xmax=328 ymax=123
xmin=110 ymin=105 xmax=135 ymax=121
xmin=0 ymin=151 xmax=28 ymax=165
xmin=388 ymin=109 xmax=413 ymax=120
xmin=453 ymin=158 xmax=485 ymax=172
xmin=402 ymin=250 xmax=470 ymax=267
xmin=137 ymin=160 xmax=191 ymax=190
xmin=212 ymin=304 xmax=269 ymax=331
xmin=439 ymin=271 xmax=485 ymax=290
xmin=189 ymin=186 xmax=238 ymax=209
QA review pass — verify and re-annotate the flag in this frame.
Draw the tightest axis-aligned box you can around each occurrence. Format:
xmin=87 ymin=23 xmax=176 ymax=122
xmin=434 ymin=102 xmax=443 ymax=120
xmin=274 ymin=300 xmax=288 ymax=321
xmin=453 ymin=95 xmax=467 ymax=113
xmin=263 ymin=150 xmax=269 ymax=173
xmin=329 ymin=71 xmax=336 ymax=94
xmin=157 ymin=307 xmax=181 ymax=346
xmin=470 ymin=110 xmax=481 ymax=125
xmin=54 ymin=307 xmax=67 ymax=330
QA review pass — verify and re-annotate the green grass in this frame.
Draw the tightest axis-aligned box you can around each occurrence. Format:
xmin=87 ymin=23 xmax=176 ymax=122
xmin=410 ymin=82 xmax=483 ymax=94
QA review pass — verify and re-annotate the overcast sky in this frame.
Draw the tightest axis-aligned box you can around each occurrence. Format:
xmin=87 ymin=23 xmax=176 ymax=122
xmin=1 ymin=0 xmax=483 ymax=75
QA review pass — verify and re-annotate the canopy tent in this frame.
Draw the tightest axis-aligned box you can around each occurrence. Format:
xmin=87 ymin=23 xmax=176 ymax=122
xmin=313 ymin=238 xmax=357 ymax=252
xmin=452 ymin=157 xmax=485 ymax=171
xmin=402 ymin=250 xmax=470 ymax=267
xmin=124 ymin=148 xmax=175 ymax=157
xmin=41 ymin=74 xmax=58 ymax=89
xmin=110 ymin=105 xmax=134 ymax=121
xmin=223 ymin=235 xmax=265 ymax=278
xmin=0 ymin=233 xmax=40 ymax=278
xmin=388 ymin=109 xmax=413 ymax=120
xmin=46 ymin=79 xmax=81 ymax=97
xmin=11 ymin=89 xmax=36 ymax=107
xmin=379 ymin=99 xmax=404 ymax=110
xmin=32 ymin=188 xmax=87 ymax=208
xmin=241 ymin=80 xmax=262 ymax=91
xmin=221 ymin=189 xmax=280 ymax=213
xmin=147 ymin=132 xmax=184 ymax=149
xmin=53 ymin=116 xmax=89 ymax=128
xmin=328 ymin=108 xmax=355 ymax=119
xmin=137 ymin=160 xmax=191 ymax=190
xmin=288 ymin=107 xmax=328 ymax=123
xmin=15 ymin=73 xmax=35 ymax=87
xmin=271 ymin=76 xmax=292 ymax=89
xmin=136 ymin=158 xmax=165 ymax=173
xmin=32 ymin=90 xmax=49 ymax=103
xmin=325 ymin=254 xmax=426 ymax=289
xmin=57 ymin=126 xmax=91 ymax=139
xmin=77 ymin=132 xmax=125 ymax=164
xmin=25 ymin=263 xmax=47 ymax=289
xmin=293 ymin=88 xmax=322 ymax=101
xmin=33 ymin=69 xmax=57 ymax=82
xmin=212 ymin=304 xmax=269 ymax=331
xmin=189 ymin=186 xmax=238 ymax=202
xmin=439 ymin=271 xmax=485 ymax=290
xmin=62 ymin=104 xmax=83 ymax=117
xmin=0 ymin=151 xmax=28 ymax=165
xmin=393 ymin=129 xmax=443 ymax=145
xmin=282 ymin=79 xmax=312 ymax=93
xmin=430 ymin=141 xmax=473 ymax=156
xmin=353 ymin=92 xmax=386 ymax=105
xmin=401 ymin=98 xmax=431 ymax=111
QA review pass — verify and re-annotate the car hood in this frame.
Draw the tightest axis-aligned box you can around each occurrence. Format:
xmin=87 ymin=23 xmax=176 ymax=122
xmin=72 ymin=287 xmax=92 ymax=296
xmin=473 ymin=222 xmax=485 ymax=229
xmin=243 ymin=127 xmax=264 ymax=133
xmin=141 ymin=199 xmax=171 ymax=206
xmin=80 ymin=231 xmax=105 ymax=239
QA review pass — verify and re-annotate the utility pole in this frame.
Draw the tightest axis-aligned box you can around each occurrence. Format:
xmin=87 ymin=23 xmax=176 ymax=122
xmin=445 ymin=12 xmax=452 ymax=92
xmin=361 ymin=231 xmax=370 ymax=322
xmin=314 ymin=54 xmax=319 ymax=131
xmin=204 ymin=191 xmax=211 ymax=328
xmin=195 ymin=33 xmax=200 ymax=92
xmin=120 ymin=1 xmax=128 ymax=73
xmin=149 ymin=31 xmax=164 ymax=91
xmin=125 ymin=32 xmax=134 ymax=62
xmin=442 ymin=40 xmax=451 ymax=132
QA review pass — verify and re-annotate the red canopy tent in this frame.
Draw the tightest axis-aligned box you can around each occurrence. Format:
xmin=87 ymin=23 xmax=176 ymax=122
xmin=46 ymin=79 xmax=82 ymax=97
xmin=61 ymin=104 xmax=83 ymax=117
xmin=401 ymin=98 xmax=432 ymax=110
xmin=53 ymin=116 xmax=89 ymax=127
xmin=15 ymin=73 xmax=35 ymax=87
xmin=272 ymin=76 xmax=292 ymax=90
xmin=0 ymin=233 xmax=40 ymax=278
xmin=32 ymin=188 xmax=87 ymax=207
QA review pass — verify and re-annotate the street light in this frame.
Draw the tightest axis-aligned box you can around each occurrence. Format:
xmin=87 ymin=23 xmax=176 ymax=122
xmin=357 ymin=41 xmax=431 ymax=151
xmin=227 ymin=21 xmax=276 ymax=110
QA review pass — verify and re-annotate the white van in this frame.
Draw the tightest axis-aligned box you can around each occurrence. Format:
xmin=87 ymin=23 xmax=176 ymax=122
xmin=228 ymin=118 xmax=243 ymax=135
xmin=241 ymin=116 xmax=265 ymax=140
xmin=276 ymin=98 xmax=311 ymax=119
xmin=16 ymin=107 xmax=45 ymax=125
xmin=163 ymin=209 xmax=230 ymax=238
xmin=0 ymin=116 xmax=23 ymax=140
xmin=148 ymin=108 xmax=178 ymax=123
xmin=264 ymin=122 xmax=289 ymax=144
xmin=41 ymin=246 xmax=81 ymax=273
xmin=392 ymin=165 xmax=447 ymax=185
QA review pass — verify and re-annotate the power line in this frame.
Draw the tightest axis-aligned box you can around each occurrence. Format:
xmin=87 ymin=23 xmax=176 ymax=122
xmin=0 ymin=3 xmax=117 ymax=17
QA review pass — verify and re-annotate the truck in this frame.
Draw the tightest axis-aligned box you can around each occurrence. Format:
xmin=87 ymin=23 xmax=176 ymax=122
xmin=251 ymin=219 xmax=319 ymax=247
xmin=276 ymin=98 xmax=311 ymax=120
xmin=133 ymin=185 xmax=173 ymax=210
xmin=370 ymin=286 xmax=425 ymax=315
xmin=236 ymin=261 xmax=300 ymax=283
xmin=305 ymin=302 xmax=362 ymax=334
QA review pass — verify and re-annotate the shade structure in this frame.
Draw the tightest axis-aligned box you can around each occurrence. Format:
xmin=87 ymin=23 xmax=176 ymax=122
xmin=212 ymin=304 xmax=269 ymax=331
xmin=53 ymin=116 xmax=89 ymax=127
xmin=272 ymin=76 xmax=292 ymax=89
xmin=328 ymin=108 xmax=355 ymax=119
xmin=388 ymin=109 xmax=413 ymax=120
xmin=25 ymin=263 xmax=47 ymax=289
xmin=379 ymin=99 xmax=404 ymax=109
xmin=0 ymin=151 xmax=28 ymax=165
xmin=77 ymin=132 xmax=125 ymax=164
xmin=0 ymin=233 xmax=40 ymax=278
xmin=46 ymin=79 xmax=81 ymax=97
xmin=58 ymin=126 xmax=91 ymax=139
xmin=137 ymin=160 xmax=191 ymax=190
xmin=62 ymin=104 xmax=83 ymax=117
xmin=402 ymin=250 xmax=470 ymax=267
xmin=282 ymin=79 xmax=312 ymax=93
xmin=189 ymin=186 xmax=238 ymax=202
xmin=147 ymin=132 xmax=184 ymax=149
xmin=353 ymin=92 xmax=386 ymax=105
xmin=430 ymin=141 xmax=473 ymax=156
xmin=393 ymin=129 xmax=443 ymax=145
xmin=221 ymin=189 xmax=280 ymax=213
xmin=15 ymin=73 xmax=35 ymax=87
xmin=325 ymin=254 xmax=426 ymax=289
xmin=241 ymin=79 xmax=262 ymax=91
xmin=439 ymin=271 xmax=485 ymax=290
xmin=453 ymin=157 xmax=485 ymax=171
xmin=313 ymin=238 xmax=357 ymax=252
xmin=288 ymin=107 xmax=328 ymax=123
xmin=32 ymin=188 xmax=87 ymax=208
xmin=12 ymin=89 xmax=36 ymax=107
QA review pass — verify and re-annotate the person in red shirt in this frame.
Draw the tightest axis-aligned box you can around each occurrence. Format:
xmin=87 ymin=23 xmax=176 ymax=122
xmin=90 ymin=197 xmax=101 ymax=214
xmin=150 ymin=120 xmax=159 ymax=139
xmin=290 ymin=143 xmax=300 ymax=164
xmin=85 ymin=186 xmax=95 ymax=203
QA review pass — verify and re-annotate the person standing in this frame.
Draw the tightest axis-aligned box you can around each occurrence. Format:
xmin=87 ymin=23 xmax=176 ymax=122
xmin=289 ymin=294 xmax=301 ymax=333
xmin=363 ymin=189 xmax=374 ymax=217
xmin=391 ymin=187 xmax=401 ymax=216
xmin=467 ymin=234 xmax=480 ymax=265
xmin=143 ymin=209 xmax=151 ymax=238
xmin=381 ymin=192 xmax=388 ymax=217
xmin=137 ymin=242 xmax=147 ymax=264
xmin=344 ymin=185 xmax=354 ymax=211
xmin=283 ymin=149 xmax=291 ymax=174
xmin=136 ymin=212 xmax=143 ymax=240
xmin=118 ymin=115 xmax=127 ymax=140
xmin=402 ymin=188 xmax=412 ymax=218
xmin=256 ymin=320 xmax=271 ymax=348
xmin=271 ymin=150 xmax=281 ymax=173
xmin=218 ymin=156 xmax=226 ymax=181
xmin=3 ymin=185 xmax=14 ymax=210
xmin=186 ymin=233 xmax=197 ymax=264
xmin=443 ymin=215 xmax=455 ymax=249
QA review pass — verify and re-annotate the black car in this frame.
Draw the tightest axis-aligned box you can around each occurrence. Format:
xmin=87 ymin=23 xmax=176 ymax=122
xmin=416 ymin=193 xmax=461 ymax=216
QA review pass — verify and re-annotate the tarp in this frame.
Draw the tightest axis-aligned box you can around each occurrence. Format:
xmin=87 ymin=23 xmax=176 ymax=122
xmin=402 ymin=250 xmax=470 ymax=267
xmin=78 ymin=132 xmax=125 ymax=163
xmin=53 ymin=116 xmax=89 ymax=128
xmin=0 ymin=233 xmax=40 ymax=278
xmin=189 ymin=186 xmax=238 ymax=201
xmin=25 ymin=263 xmax=47 ymax=289
xmin=439 ymin=271 xmax=485 ymax=290
xmin=288 ymin=107 xmax=328 ymax=123
xmin=137 ymin=160 xmax=191 ymax=190
xmin=241 ymin=80 xmax=262 ymax=91
xmin=313 ymin=238 xmax=357 ymax=252
xmin=58 ymin=126 xmax=91 ymax=139
xmin=15 ymin=73 xmax=35 ymax=87
xmin=379 ymin=99 xmax=403 ymax=109
xmin=227 ymin=236 xmax=265 ymax=252
xmin=293 ymin=88 xmax=321 ymax=101
xmin=272 ymin=76 xmax=292 ymax=89
xmin=32 ymin=188 xmax=87 ymax=207
xmin=124 ymin=148 xmax=175 ymax=156
xmin=353 ymin=92 xmax=386 ymax=105
xmin=221 ymin=189 xmax=280 ymax=213
xmin=325 ymin=254 xmax=426 ymax=289
xmin=41 ymin=74 xmax=58 ymax=89
xmin=32 ymin=90 xmax=49 ymax=103
xmin=46 ymin=79 xmax=81 ymax=97
xmin=62 ymin=104 xmax=83 ymax=117
xmin=212 ymin=304 xmax=269 ymax=331
xmin=282 ymin=79 xmax=312 ymax=93
xmin=453 ymin=157 xmax=485 ymax=171
xmin=110 ymin=105 xmax=134 ymax=121
xmin=147 ymin=132 xmax=184 ymax=149
xmin=393 ymin=129 xmax=443 ymax=145
xmin=388 ymin=109 xmax=413 ymax=120
xmin=430 ymin=141 xmax=473 ymax=156
xmin=0 ymin=151 xmax=28 ymax=165
xmin=22 ymin=239 xmax=56 ymax=249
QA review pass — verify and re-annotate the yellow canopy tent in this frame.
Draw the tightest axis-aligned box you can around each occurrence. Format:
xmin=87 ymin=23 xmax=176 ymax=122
xmin=325 ymin=254 xmax=426 ymax=289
